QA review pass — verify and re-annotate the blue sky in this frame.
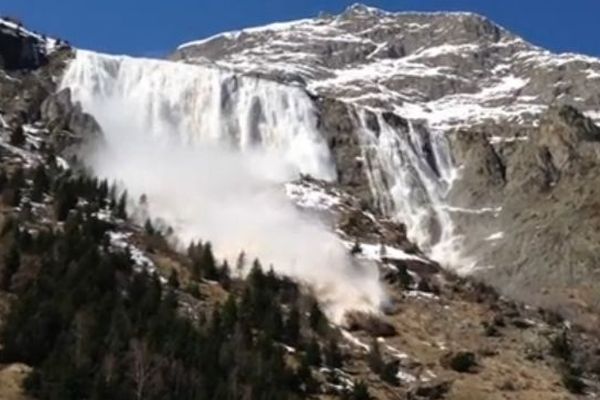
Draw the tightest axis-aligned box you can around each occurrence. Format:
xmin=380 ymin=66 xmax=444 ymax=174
xmin=1 ymin=0 xmax=597 ymax=57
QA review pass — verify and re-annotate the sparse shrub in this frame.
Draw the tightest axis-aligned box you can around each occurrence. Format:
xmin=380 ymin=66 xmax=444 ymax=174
xmin=441 ymin=351 xmax=478 ymax=373
xmin=380 ymin=361 xmax=400 ymax=386
xmin=346 ymin=381 xmax=371 ymax=400
xmin=186 ymin=283 xmax=201 ymax=299
xmin=482 ymin=320 xmax=501 ymax=337
xmin=350 ymin=241 xmax=362 ymax=255
xmin=561 ymin=368 xmax=586 ymax=395
xmin=550 ymin=331 xmax=572 ymax=362
xmin=396 ymin=264 xmax=413 ymax=289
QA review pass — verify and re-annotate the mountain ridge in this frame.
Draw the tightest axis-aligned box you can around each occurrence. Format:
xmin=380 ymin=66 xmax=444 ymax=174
xmin=172 ymin=5 xmax=600 ymax=132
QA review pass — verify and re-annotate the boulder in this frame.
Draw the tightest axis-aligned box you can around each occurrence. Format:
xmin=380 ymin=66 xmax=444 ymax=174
xmin=440 ymin=351 xmax=478 ymax=373
xmin=345 ymin=312 xmax=397 ymax=337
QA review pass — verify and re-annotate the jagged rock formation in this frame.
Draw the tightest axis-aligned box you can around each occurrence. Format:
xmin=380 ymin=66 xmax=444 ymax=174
xmin=0 ymin=18 xmax=58 ymax=70
xmin=172 ymin=4 xmax=600 ymax=324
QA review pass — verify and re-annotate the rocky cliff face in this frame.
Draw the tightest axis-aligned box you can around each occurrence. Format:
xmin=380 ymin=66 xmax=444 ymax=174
xmin=172 ymin=4 xmax=600 ymax=324
xmin=0 ymin=18 xmax=60 ymax=70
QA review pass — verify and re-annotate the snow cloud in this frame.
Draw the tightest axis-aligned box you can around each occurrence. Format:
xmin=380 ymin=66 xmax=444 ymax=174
xmin=62 ymin=50 xmax=386 ymax=323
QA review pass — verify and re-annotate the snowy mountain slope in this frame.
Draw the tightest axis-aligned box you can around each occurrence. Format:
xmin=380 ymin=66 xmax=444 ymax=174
xmin=170 ymin=4 xmax=600 ymax=323
xmin=173 ymin=4 xmax=600 ymax=131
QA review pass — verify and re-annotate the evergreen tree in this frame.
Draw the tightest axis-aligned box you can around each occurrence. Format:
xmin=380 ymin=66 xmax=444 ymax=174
xmin=31 ymin=164 xmax=50 ymax=202
xmin=396 ymin=265 xmax=413 ymax=289
xmin=1 ymin=244 xmax=20 ymax=290
xmin=221 ymin=295 xmax=238 ymax=334
xmin=144 ymin=219 xmax=155 ymax=236
xmin=168 ymin=269 xmax=180 ymax=289
xmin=304 ymin=338 xmax=322 ymax=366
xmin=235 ymin=251 xmax=246 ymax=276
xmin=324 ymin=339 xmax=344 ymax=369
xmin=349 ymin=381 xmax=371 ymax=400
xmin=350 ymin=241 xmax=362 ymax=255
xmin=219 ymin=261 xmax=231 ymax=289
xmin=309 ymin=301 xmax=326 ymax=334
xmin=367 ymin=339 xmax=384 ymax=375
xmin=284 ymin=305 xmax=301 ymax=346
xmin=117 ymin=190 xmax=128 ymax=219
xmin=202 ymin=243 xmax=218 ymax=280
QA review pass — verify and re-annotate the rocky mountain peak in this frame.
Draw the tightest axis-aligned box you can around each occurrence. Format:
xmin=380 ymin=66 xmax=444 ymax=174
xmin=342 ymin=3 xmax=385 ymax=16
xmin=172 ymin=6 xmax=600 ymax=134
xmin=338 ymin=4 xmax=506 ymax=43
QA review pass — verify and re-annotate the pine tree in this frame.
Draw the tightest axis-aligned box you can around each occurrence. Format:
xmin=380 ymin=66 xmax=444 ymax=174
xmin=236 ymin=251 xmax=246 ymax=276
xmin=116 ymin=191 xmax=127 ymax=219
xmin=31 ymin=164 xmax=49 ymax=202
xmin=349 ymin=381 xmax=371 ymax=400
xmin=219 ymin=261 xmax=231 ymax=289
xmin=309 ymin=301 xmax=326 ymax=334
xmin=324 ymin=339 xmax=343 ymax=369
xmin=264 ymin=306 xmax=284 ymax=340
xmin=367 ymin=339 xmax=384 ymax=374
xmin=144 ymin=219 xmax=155 ymax=236
xmin=1 ymin=244 xmax=20 ymax=290
xmin=304 ymin=338 xmax=322 ymax=366
xmin=221 ymin=295 xmax=238 ymax=334
xmin=168 ymin=269 xmax=180 ymax=289
xmin=284 ymin=305 xmax=301 ymax=346
xmin=397 ymin=265 xmax=413 ymax=289
xmin=202 ymin=243 xmax=218 ymax=280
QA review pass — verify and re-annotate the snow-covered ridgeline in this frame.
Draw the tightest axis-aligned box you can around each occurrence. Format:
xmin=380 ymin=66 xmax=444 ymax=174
xmin=60 ymin=50 xmax=335 ymax=181
xmin=173 ymin=5 xmax=600 ymax=131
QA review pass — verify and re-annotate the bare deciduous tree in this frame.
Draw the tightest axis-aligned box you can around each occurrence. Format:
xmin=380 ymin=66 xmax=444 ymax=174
xmin=128 ymin=339 xmax=161 ymax=400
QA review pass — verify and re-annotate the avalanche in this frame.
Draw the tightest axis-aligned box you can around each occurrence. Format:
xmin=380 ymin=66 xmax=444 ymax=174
xmin=60 ymin=50 xmax=386 ymax=323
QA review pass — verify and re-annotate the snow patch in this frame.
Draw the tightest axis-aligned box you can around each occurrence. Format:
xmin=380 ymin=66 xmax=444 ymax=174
xmin=108 ymin=231 xmax=156 ymax=273
xmin=341 ymin=330 xmax=370 ymax=352
xmin=346 ymin=241 xmax=430 ymax=264
xmin=485 ymin=231 xmax=505 ymax=241
xmin=285 ymin=182 xmax=341 ymax=210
